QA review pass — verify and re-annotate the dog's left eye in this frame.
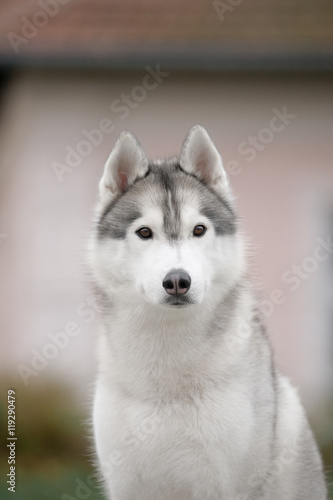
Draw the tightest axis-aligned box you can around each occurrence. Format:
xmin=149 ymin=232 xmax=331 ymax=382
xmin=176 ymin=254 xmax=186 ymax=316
xmin=136 ymin=227 xmax=153 ymax=239
xmin=193 ymin=225 xmax=207 ymax=237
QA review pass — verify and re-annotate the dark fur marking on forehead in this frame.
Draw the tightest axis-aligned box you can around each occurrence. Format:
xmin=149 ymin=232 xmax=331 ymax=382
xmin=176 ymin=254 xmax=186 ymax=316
xmin=151 ymin=165 xmax=181 ymax=241
xmin=97 ymin=160 xmax=236 ymax=239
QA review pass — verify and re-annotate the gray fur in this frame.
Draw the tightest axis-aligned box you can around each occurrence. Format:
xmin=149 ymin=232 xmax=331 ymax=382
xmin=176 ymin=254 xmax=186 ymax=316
xmin=98 ymin=196 xmax=142 ymax=239
xmin=97 ymin=160 xmax=236 ymax=240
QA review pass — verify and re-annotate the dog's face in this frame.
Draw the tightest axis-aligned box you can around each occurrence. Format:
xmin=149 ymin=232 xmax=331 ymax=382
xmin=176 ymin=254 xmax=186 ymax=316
xmin=89 ymin=126 xmax=244 ymax=309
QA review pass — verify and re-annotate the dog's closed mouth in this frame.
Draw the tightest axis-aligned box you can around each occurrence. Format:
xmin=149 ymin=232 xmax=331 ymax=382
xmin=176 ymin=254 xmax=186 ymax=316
xmin=163 ymin=296 xmax=193 ymax=307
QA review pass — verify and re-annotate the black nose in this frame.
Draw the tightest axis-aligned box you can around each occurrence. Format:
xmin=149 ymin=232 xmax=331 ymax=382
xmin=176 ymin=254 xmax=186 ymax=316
xmin=162 ymin=269 xmax=191 ymax=296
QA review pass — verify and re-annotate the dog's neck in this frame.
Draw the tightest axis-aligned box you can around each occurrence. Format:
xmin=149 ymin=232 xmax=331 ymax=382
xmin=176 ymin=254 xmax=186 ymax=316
xmin=97 ymin=284 xmax=253 ymax=402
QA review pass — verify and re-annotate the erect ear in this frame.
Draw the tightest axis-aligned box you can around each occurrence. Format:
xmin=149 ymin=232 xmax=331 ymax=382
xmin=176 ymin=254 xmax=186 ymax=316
xmin=180 ymin=125 xmax=231 ymax=197
xmin=99 ymin=131 xmax=149 ymax=205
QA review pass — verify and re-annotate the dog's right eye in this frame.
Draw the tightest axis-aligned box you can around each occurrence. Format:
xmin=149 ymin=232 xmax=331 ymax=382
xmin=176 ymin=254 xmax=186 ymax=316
xmin=136 ymin=227 xmax=153 ymax=239
xmin=193 ymin=224 xmax=207 ymax=237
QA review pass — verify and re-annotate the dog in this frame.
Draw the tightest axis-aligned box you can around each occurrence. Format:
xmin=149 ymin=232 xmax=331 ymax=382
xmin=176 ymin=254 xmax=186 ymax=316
xmin=88 ymin=125 xmax=327 ymax=499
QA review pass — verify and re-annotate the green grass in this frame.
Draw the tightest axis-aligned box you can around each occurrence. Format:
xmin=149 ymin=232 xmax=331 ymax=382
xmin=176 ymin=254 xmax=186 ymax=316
xmin=0 ymin=380 xmax=100 ymax=500
xmin=0 ymin=464 xmax=103 ymax=500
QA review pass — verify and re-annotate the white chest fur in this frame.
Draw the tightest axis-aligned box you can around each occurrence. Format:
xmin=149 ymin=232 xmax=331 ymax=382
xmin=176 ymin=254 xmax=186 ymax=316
xmin=93 ymin=306 xmax=273 ymax=500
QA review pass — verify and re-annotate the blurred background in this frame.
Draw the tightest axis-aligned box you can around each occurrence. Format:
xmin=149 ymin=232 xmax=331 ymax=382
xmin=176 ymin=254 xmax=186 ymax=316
xmin=0 ymin=0 xmax=332 ymax=498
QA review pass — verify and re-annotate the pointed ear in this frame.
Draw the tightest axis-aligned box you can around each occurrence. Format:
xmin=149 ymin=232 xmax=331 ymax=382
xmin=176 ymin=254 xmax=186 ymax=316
xmin=180 ymin=125 xmax=230 ymax=196
xmin=99 ymin=131 xmax=149 ymax=205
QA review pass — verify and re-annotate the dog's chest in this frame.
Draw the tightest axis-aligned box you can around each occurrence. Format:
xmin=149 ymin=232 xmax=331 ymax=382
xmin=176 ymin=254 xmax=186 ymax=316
xmin=94 ymin=379 xmax=257 ymax=498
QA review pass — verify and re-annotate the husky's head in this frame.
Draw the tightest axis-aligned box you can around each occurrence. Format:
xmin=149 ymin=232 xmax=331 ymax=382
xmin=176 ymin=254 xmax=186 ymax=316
xmin=89 ymin=126 xmax=244 ymax=310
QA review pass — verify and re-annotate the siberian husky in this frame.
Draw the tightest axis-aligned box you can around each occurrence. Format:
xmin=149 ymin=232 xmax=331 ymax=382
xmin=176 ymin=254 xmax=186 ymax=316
xmin=88 ymin=126 xmax=327 ymax=499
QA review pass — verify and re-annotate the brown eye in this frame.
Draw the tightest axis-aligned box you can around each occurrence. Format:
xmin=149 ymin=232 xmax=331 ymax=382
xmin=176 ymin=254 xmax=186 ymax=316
xmin=136 ymin=227 xmax=153 ymax=239
xmin=193 ymin=225 xmax=206 ymax=237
